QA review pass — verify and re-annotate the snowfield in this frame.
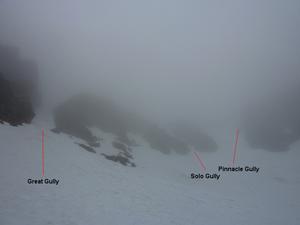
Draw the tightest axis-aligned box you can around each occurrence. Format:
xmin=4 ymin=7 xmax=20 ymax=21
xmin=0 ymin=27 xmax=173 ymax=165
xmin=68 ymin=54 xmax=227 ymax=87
xmin=0 ymin=118 xmax=300 ymax=225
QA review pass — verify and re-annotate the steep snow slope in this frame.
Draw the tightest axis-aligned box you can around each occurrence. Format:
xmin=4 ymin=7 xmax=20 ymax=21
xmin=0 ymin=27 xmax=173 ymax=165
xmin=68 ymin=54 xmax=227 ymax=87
xmin=0 ymin=118 xmax=299 ymax=225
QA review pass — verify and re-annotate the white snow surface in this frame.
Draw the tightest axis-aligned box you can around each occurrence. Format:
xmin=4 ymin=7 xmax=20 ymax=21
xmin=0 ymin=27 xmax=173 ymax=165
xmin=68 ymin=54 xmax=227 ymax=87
xmin=0 ymin=117 xmax=300 ymax=225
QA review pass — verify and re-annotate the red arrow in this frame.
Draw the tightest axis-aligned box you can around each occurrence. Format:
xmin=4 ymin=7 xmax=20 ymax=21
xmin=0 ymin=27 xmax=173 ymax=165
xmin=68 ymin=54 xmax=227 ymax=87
xmin=192 ymin=151 xmax=206 ymax=173
xmin=42 ymin=129 xmax=45 ymax=177
xmin=231 ymin=128 xmax=239 ymax=166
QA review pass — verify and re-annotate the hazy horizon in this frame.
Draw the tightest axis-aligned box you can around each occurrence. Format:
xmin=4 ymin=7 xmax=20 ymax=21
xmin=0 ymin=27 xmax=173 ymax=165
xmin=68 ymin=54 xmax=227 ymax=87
xmin=1 ymin=0 xmax=299 ymax=128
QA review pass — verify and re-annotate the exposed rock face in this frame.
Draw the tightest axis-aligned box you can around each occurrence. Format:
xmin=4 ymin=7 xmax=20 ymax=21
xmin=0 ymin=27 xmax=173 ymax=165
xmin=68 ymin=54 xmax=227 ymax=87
xmin=76 ymin=143 xmax=97 ymax=153
xmin=101 ymin=153 xmax=136 ymax=167
xmin=52 ymin=93 xmax=136 ymax=166
xmin=0 ymin=45 xmax=38 ymax=126
xmin=0 ymin=74 xmax=35 ymax=126
xmin=242 ymin=85 xmax=300 ymax=151
xmin=52 ymin=94 xmax=192 ymax=155
xmin=143 ymin=125 xmax=190 ymax=154
xmin=53 ymin=93 xmax=120 ymax=147
xmin=113 ymin=141 xmax=132 ymax=154
xmin=0 ymin=45 xmax=39 ymax=106
xmin=172 ymin=123 xmax=218 ymax=152
xmin=52 ymin=93 xmax=218 ymax=165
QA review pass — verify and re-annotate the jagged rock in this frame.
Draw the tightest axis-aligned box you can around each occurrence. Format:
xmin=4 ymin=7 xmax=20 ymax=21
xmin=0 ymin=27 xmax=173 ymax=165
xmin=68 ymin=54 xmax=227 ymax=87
xmin=112 ymin=141 xmax=133 ymax=159
xmin=76 ymin=143 xmax=96 ymax=153
xmin=52 ymin=124 xmax=100 ymax=148
xmin=101 ymin=153 xmax=136 ymax=167
xmin=112 ymin=141 xmax=128 ymax=152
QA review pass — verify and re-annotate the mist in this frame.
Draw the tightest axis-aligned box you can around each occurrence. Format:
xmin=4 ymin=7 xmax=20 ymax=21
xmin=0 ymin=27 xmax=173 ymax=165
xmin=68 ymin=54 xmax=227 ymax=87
xmin=1 ymin=2 xmax=300 ymax=224
xmin=1 ymin=0 xmax=300 ymax=138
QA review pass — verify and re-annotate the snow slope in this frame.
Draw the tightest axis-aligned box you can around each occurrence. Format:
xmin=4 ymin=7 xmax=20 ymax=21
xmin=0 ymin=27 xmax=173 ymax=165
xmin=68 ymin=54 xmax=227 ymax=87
xmin=0 ymin=117 xmax=300 ymax=225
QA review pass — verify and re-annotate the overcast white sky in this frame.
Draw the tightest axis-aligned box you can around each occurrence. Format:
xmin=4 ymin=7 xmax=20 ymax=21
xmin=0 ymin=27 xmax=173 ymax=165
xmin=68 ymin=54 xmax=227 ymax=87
xmin=0 ymin=0 xmax=300 ymax=125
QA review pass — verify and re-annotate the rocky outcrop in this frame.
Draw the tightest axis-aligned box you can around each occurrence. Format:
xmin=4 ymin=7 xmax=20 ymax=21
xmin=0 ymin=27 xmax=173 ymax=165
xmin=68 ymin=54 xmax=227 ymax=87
xmin=52 ymin=93 xmax=120 ymax=147
xmin=172 ymin=122 xmax=218 ymax=152
xmin=76 ymin=143 xmax=97 ymax=153
xmin=0 ymin=45 xmax=39 ymax=106
xmin=112 ymin=141 xmax=133 ymax=159
xmin=101 ymin=153 xmax=136 ymax=167
xmin=242 ymin=84 xmax=300 ymax=151
xmin=0 ymin=74 xmax=35 ymax=126
xmin=143 ymin=125 xmax=190 ymax=154
xmin=52 ymin=93 xmax=218 ymax=166
xmin=0 ymin=45 xmax=38 ymax=126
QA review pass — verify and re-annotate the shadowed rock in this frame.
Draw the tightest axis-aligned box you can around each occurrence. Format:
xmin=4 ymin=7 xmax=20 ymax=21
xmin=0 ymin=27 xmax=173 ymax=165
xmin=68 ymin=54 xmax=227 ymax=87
xmin=172 ymin=122 xmax=218 ymax=152
xmin=101 ymin=153 xmax=136 ymax=167
xmin=0 ymin=45 xmax=39 ymax=126
xmin=112 ymin=141 xmax=133 ymax=159
xmin=0 ymin=74 xmax=35 ymax=126
xmin=143 ymin=125 xmax=190 ymax=154
xmin=0 ymin=45 xmax=40 ymax=106
xmin=77 ymin=143 xmax=96 ymax=153
xmin=242 ymin=84 xmax=300 ymax=151
xmin=53 ymin=93 xmax=217 ymax=156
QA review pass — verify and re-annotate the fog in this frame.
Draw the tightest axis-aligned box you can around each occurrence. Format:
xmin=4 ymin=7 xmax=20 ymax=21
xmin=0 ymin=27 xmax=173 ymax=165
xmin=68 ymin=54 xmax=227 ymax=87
xmin=1 ymin=0 xmax=300 ymax=129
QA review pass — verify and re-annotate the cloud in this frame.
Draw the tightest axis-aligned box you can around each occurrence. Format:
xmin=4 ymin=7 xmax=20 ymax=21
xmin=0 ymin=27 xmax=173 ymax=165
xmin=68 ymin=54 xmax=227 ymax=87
xmin=0 ymin=0 xmax=299 ymax=128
